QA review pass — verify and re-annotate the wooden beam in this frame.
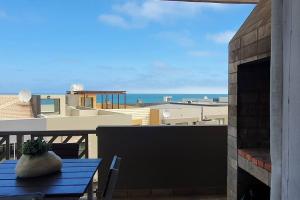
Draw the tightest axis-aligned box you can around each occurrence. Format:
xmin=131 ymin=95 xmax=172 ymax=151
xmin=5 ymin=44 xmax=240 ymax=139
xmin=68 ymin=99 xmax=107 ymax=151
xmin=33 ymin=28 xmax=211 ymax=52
xmin=165 ymin=0 xmax=259 ymax=4
xmin=106 ymin=95 xmax=108 ymax=109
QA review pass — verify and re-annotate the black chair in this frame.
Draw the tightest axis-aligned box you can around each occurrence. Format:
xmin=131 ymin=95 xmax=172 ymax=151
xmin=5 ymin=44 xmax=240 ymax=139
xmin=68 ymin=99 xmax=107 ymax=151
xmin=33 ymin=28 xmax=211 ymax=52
xmin=50 ymin=143 xmax=79 ymax=159
xmin=0 ymin=193 xmax=44 ymax=200
xmin=101 ymin=155 xmax=122 ymax=200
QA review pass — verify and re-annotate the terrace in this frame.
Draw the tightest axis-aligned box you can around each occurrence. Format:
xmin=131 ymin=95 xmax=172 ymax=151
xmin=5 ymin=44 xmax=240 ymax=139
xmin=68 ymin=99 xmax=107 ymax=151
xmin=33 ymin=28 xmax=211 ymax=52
xmin=66 ymin=91 xmax=127 ymax=109
xmin=0 ymin=126 xmax=227 ymax=200
xmin=1 ymin=0 xmax=300 ymax=199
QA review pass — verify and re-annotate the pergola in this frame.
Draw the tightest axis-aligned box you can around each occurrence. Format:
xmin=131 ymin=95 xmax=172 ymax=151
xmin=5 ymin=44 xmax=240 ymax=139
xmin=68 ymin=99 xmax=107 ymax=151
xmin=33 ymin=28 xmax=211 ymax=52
xmin=67 ymin=90 xmax=127 ymax=109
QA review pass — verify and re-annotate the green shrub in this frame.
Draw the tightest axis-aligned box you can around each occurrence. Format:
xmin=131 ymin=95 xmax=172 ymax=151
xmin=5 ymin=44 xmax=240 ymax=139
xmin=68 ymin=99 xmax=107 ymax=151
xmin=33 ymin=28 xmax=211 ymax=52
xmin=22 ymin=138 xmax=49 ymax=156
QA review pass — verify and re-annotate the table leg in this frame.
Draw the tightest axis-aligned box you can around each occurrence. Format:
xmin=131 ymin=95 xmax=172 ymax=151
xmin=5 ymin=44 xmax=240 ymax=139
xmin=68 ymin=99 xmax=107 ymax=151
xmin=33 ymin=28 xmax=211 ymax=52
xmin=87 ymin=180 xmax=93 ymax=200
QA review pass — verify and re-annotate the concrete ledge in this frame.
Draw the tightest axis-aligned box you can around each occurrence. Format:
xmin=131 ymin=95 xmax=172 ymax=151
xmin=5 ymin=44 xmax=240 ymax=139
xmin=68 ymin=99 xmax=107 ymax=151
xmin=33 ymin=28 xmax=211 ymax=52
xmin=238 ymin=155 xmax=271 ymax=186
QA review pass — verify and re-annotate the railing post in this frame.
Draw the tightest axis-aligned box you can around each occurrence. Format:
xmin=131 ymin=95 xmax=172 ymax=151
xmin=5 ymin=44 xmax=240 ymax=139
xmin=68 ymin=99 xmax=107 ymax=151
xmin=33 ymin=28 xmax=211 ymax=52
xmin=16 ymin=134 xmax=24 ymax=159
xmin=85 ymin=134 xmax=89 ymax=159
xmin=5 ymin=135 xmax=10 ymax=160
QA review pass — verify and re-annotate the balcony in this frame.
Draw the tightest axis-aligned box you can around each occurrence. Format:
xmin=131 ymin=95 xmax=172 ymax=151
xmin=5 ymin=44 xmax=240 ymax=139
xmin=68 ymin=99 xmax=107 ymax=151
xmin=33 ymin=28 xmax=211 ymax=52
xmin=0 ymin=126 xmax=227 ymax=199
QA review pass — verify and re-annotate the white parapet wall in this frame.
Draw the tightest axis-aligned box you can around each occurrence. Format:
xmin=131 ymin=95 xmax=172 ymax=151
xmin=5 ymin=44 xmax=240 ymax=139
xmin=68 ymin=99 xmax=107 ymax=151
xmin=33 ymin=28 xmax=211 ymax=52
xmin=45 ymin=114 xmax=131 ymax=130
xmin=0 ymin=118 xmax=48 ymax=144
xmin=0 ymin=118 xmax=47 ymax=131
xmin=69 ymin=108 xmax=99 ymax=116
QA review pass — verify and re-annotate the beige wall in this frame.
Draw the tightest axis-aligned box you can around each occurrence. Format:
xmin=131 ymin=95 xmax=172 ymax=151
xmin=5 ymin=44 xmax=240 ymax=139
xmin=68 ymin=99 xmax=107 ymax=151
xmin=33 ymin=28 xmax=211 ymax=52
xmin=66 ymin=94 xmax=80 ymax=107
xmin=70 ymin=108 xmax=99 ymax=116
xmin=205 ymin=114 xmax=228 ymax=125
xmin=104 ymin=108 xmax=150 ymax=125
xmin=150 ymin=109 xmax=160 ymax=125
xmin=161 ymin=107 xmax=202 ymax=120
xmin=162 ymin=117 xmax=199 ymax=126
xmin=148 ymin=104 xmax=228 ymax=125
xmin=46 ymin=114 xmax=131 ymax=130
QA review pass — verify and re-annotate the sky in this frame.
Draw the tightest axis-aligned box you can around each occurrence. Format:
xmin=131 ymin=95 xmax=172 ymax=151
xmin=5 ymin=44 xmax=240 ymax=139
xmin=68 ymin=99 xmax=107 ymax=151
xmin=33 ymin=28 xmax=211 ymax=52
xmin=0 ymin=0 xmax=255 ymax=94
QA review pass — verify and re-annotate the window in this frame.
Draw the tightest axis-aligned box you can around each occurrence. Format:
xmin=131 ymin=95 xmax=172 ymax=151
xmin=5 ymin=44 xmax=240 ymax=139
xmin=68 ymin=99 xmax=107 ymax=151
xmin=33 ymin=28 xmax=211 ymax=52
xmin=80 ymin=97 xmax=94 ymax=108
xmin=41 ymin=99 xmax=60 ymax=114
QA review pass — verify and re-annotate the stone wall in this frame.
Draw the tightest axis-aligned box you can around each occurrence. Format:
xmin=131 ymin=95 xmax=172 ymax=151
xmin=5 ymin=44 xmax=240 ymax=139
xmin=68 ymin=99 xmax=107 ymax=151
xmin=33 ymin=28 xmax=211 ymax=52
xmin=227 ymin=0 xmax=271 ymax=199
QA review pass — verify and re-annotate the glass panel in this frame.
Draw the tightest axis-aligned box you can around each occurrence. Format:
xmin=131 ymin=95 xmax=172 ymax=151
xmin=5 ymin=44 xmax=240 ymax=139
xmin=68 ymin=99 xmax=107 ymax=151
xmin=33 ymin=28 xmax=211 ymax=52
xmin=85 ymin=97 xmax=93 ymax=108
xmin=41 ymin=99 xmax=60 ymax=114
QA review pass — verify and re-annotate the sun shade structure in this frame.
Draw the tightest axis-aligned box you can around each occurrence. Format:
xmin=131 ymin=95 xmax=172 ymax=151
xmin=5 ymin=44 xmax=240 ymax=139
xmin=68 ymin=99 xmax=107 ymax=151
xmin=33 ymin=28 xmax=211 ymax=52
xmin=66 ymin=90 xmax=127 ymax=109
xmin=165 ymin=0 xmax=259 ymax=3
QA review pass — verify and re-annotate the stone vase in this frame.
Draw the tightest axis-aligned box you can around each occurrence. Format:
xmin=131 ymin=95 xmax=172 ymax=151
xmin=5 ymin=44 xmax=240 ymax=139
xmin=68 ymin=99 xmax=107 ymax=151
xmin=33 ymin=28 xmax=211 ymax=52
xmin=15 ymin=151 xmax=62 ymax=178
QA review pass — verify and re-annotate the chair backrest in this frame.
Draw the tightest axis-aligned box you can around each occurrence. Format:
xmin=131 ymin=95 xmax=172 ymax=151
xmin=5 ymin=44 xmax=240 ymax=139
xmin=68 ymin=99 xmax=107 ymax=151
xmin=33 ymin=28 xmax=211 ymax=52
xmin=50 ymin=143 xmax=79 ymax=159
xmin=109 ymin=155 xmax=122 ymax=170
xmin=0 ymin=193 xmax=44 ymax=200
xmin=102 ymin=155 xmax=122 ymax=200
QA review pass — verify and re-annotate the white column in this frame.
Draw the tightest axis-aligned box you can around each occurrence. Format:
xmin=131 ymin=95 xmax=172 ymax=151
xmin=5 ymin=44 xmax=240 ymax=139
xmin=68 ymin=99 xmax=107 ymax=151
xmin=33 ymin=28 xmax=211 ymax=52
xmin=282 ymin=0 xmax=300 ymax=199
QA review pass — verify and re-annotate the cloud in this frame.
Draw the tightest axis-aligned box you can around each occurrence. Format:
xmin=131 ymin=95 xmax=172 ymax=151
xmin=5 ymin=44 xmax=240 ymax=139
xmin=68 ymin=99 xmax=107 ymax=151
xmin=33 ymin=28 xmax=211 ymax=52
xmin=98 ymin=0 xmax=227 ymax=29
xmin=98 ymin=14 xmax=130 ymax=29
xmin=112 ymin=1 xmax=227 ymax=21
xmin=207 ymin=30 xmax=236 ymax=44
xmin=188 ymin=50 xmax=216 ymax=57
xmin=0 ymin=9 xmax=44 ymax=23
xmin=152 ymin=61 xmax=170 ymax=70
xmin=155 ymin=30 xmax=194 ymax=47
xmin=106 ymin=60 xmax=228 ymax=93
xmin=1 ymin=60 xmax=227 ymax=94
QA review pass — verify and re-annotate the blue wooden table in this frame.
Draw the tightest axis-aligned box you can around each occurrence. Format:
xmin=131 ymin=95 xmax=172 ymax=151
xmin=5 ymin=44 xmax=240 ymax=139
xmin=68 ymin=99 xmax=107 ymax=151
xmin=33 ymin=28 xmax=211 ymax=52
xmin=0 ymin=159 xmax=102 ymax=199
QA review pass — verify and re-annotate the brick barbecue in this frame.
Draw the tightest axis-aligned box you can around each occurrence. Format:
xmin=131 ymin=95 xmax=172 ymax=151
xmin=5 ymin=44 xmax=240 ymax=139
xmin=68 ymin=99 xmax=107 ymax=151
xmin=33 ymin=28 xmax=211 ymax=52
xmin=227 ymin=0 xmax=271 ymax=199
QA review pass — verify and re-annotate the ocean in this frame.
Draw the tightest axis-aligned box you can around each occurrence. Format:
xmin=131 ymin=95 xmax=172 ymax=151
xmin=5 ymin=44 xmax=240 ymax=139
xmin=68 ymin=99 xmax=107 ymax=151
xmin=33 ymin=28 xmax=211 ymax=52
xmin=96 ymin=94 xmax=228 ymax=104
xmin=40 ymin=94 xmax=228 ymax=105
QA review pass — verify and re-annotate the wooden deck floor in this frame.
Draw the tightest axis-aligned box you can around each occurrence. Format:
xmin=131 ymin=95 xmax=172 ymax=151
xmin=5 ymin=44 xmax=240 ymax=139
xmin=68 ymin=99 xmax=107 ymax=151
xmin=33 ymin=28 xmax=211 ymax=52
xmin=82 ymin=195 xmax=226 ymax=200
xmin=114 ymin=195 xmax=226 ymax=200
